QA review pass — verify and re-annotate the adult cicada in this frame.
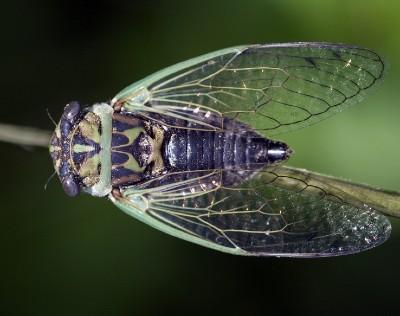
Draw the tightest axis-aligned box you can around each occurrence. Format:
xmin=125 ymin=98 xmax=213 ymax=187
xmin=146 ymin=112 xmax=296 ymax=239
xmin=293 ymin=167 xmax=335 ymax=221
xmin=49 ymin=42 xmax=390 ymax=257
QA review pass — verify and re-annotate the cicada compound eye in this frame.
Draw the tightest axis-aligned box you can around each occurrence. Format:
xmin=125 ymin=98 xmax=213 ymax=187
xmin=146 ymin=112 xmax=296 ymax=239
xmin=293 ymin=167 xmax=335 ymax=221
xmin=62 ymin=101 xmax=81 ymax=124
xmin=62 ymin=175 xmax=80 ymax=197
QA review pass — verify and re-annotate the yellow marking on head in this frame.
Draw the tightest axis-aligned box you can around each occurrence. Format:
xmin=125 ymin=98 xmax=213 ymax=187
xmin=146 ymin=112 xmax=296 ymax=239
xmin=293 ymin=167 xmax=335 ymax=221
xmin=83 ymin=175 xmax=100 ymax=187
xmin=79 ymin=119 xmax=101 ymax=143
xmin=73 ymin=144 xmax=95 ymax=153
xmin=69 ymin=112 xmax=101 ymax=176
xmin=79 ymin=155 xmax=100 ymax=178
xmin=49 ymin=145 xmax=61 ymax=153
xmin=85 ymin=112 xmax=101 ymax=125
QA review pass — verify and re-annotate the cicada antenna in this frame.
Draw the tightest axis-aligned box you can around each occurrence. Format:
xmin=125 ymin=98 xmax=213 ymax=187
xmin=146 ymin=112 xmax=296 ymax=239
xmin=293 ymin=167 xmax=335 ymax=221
xmin=44 ymin=170 xmax=57 ymax=191
xmin=46 ymin=108 xmax=57 ymax=127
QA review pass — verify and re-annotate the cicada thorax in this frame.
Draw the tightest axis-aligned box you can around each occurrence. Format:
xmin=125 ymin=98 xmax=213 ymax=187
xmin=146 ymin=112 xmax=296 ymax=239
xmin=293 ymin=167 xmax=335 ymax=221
xmin=110 ymin=110 xmax=292 ymax=188
xmin=110 ymin=113 xmax=162 ymax=186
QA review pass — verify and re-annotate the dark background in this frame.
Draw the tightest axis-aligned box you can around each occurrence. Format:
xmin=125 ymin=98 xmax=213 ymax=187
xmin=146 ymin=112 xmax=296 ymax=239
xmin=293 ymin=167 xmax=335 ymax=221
xmin=1 ymin=0 xmax=400 ymax=315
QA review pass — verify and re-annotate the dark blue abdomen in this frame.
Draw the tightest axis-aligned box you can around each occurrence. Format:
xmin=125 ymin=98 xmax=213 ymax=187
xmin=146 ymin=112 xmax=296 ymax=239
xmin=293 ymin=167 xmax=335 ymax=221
xmin=164 ymin=123 xmax=290 ymax=172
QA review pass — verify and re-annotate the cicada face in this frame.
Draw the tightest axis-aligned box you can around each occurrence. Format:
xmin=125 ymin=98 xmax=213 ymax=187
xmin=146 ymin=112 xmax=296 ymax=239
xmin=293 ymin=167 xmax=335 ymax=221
xmin=49 ymin=102 xmax=112 ymax=197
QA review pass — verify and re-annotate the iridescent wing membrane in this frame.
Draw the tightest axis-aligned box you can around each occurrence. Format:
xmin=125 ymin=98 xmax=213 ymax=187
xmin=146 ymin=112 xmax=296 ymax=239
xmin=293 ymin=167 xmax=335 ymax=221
xmin=112 ymin=43 xmax=389 ymax=257
xmin=112 ymin=169 xmax=390 ymax=257
xmin=115 ymin=42 xmax=384 ymax=136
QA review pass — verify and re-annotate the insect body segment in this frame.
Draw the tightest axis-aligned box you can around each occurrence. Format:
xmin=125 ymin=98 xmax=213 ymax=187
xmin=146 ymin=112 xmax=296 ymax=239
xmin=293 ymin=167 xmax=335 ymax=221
xmin=52 ymin=102 xmax=292 ymax=194
xmin=50 ymin=43 xmax=390 ymax=257
xmin=111 ymin=113 xmax=149 ymax=186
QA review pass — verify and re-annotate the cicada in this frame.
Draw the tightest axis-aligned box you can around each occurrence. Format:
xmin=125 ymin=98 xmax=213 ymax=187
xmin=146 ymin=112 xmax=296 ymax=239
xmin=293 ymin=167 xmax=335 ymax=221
xmin=49 ymin=42 xmax=390 ymax=257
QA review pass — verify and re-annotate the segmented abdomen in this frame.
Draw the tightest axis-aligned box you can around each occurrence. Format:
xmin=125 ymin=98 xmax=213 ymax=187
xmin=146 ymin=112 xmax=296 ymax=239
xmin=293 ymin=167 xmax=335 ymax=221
xmin=163 ymin=122 xmax=288 ymax=172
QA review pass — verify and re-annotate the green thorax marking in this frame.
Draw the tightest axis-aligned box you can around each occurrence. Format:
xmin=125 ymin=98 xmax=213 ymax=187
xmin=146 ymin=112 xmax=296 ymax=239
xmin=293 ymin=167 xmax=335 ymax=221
xmin=111 ymin=113 xmax=165 ymax=184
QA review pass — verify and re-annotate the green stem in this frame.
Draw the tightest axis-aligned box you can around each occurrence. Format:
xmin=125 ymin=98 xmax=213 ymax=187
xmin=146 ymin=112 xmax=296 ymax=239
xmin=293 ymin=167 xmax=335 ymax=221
xmin=0 ymin=123 xmax=51 ymax=148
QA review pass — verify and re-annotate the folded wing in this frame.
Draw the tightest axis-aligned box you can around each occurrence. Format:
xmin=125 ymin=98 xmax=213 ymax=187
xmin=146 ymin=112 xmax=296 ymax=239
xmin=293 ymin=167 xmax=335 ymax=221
xmin=114 ymin=42 xmax=384 ymax=136
xmin=111 ymin=169 xmax=390 ymax=257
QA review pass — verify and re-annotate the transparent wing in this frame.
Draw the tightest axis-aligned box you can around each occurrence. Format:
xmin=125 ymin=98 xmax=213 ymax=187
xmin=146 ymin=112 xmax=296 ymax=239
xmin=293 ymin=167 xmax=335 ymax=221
xmin=269 ymin=165 xmax=400 ymax=218
xmin=113 ymin=42 xmax=384 ymax=136
xmin=110 ymin=169 xmax=391 ymax=257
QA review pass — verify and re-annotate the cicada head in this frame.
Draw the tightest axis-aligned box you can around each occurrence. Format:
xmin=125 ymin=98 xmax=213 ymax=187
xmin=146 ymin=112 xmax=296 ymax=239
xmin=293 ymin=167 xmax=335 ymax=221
xmin=49 ymin=102 xmax=113 ymax=197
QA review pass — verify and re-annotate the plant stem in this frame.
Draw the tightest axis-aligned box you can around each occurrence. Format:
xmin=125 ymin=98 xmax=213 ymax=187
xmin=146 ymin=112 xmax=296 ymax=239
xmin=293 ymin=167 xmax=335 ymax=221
xmin=0 ymin=123 xmax=51 ymax=148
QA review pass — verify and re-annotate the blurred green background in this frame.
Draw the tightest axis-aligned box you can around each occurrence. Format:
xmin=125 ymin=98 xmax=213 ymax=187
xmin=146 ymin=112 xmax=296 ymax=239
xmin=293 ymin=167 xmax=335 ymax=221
xmin=1 ymin=0 xmax=400 ymax=315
